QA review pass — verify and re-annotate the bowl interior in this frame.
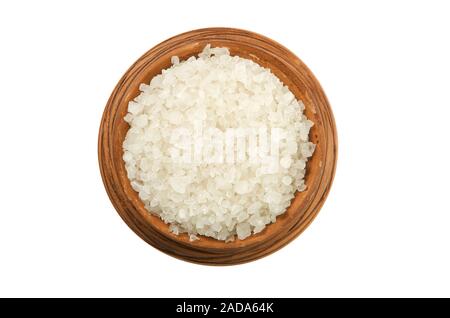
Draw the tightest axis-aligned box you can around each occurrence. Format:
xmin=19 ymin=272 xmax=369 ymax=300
xmin=110 ymin=31 xmax=326 ymax=251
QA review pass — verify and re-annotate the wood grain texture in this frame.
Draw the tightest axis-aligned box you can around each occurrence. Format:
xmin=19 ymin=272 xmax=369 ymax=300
xmin=98 ymin=28 xmax=337 ymax=265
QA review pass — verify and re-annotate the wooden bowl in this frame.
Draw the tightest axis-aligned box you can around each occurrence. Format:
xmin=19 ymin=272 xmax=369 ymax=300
xmin=98 ymin=28 xmax=337 ymax=265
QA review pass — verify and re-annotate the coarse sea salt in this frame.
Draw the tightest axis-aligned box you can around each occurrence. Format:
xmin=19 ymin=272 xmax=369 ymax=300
xmin=123 ymin=45 xmax=315 ymax=241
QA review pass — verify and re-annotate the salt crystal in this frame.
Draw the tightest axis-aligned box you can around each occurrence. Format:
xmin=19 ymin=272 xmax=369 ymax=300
xmin=167 ymin=110 xmax=183 ymax=125
xmin=282 ymin=176 xmax=292 ymax=185
xmin=236 ymin=222 xmax=251 ymax=240
xmin=128 ymin=101 xmax=144 ymax=115
xmin=171 ymin=56 xmax=180 ymax=65
xmin=234 ymin=181 xmax=250 ymax=194
xmin=132 ymin=114 xmax=148 ymax=128
xmin=280 ymin=156 xmax=292 ymax=169
xmin=169 ymin=177 xmax=187 ymax=194
xmin=301 ymin=142 xmax=315 ymax=157
xmin=286 ymin=140 xmax=298 ymax=154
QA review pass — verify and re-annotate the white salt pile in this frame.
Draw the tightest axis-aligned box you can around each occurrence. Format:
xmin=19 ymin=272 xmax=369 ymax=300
xmin=123 ymin=45 xmax=315 ymax=241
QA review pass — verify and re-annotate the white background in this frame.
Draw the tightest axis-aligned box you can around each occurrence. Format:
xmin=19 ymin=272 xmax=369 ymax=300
xmin=0 ymin=0 xmax=449 ymax=297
